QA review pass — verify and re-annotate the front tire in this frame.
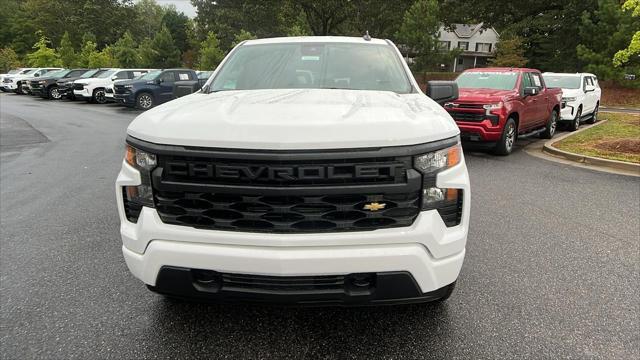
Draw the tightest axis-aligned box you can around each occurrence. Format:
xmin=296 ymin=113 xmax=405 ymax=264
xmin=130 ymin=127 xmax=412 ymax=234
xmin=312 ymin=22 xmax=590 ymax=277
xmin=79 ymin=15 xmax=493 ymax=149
xmin=585 ymin=104 xmax=598 ymax=124
xmin=48 ymin=86 xmax=61 ymax=100
xmin=540 ymin=110 xmax=558 ymax=139
xmin=93 ymin=88 xmax=107 ymax=104
xmin=136 ymin=92 xmax=154 ymax=110
xmin=569 ymin=107 xmax=582 ymax=132
xmin=15 ymin=83 xmax=23 ymax=94
xmin=494 ymin=118 xmax=517 ymax=156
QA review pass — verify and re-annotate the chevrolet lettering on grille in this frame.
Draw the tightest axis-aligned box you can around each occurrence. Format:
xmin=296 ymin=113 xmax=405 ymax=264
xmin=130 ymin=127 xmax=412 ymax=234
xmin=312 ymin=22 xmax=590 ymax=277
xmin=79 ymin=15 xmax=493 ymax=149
xmin=164 ymin=162 xmax=404 ymax=182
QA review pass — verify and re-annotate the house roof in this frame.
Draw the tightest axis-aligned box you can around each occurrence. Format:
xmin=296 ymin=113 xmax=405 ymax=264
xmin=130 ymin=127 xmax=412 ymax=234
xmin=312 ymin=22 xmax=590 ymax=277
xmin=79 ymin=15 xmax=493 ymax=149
xmin=452 ymin=23 xmax=484 ymax=38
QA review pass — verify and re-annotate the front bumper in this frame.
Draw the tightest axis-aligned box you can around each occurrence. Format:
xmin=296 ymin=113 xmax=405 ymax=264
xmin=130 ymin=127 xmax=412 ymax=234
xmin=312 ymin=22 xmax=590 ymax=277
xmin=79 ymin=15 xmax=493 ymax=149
xmin=560 ymin=103 xmax=578 ymax=121
xmin=116 ymin=151 xmax=470 ymax=304
xmin=114 ymin=92 xmax=136 ymax=106
xmin=456 ymin=120 xmax=503 ymax=142
xmin=73 ymin=88 xmax=91 ymax=99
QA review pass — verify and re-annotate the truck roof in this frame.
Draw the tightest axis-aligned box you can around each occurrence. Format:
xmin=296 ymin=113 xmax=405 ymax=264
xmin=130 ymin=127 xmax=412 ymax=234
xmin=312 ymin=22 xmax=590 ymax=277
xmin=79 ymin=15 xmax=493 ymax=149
xmin=243 ymin=36 xmax=389 ymax=46
xmin=464 ymin=67 xmax=541 ymax=73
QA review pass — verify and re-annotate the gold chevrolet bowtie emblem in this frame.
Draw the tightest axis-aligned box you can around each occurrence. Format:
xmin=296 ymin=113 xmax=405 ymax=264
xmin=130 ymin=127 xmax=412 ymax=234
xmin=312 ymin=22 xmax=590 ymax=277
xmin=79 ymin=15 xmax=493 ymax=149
xmin=363 ymin=202 xmax=386 ymax=211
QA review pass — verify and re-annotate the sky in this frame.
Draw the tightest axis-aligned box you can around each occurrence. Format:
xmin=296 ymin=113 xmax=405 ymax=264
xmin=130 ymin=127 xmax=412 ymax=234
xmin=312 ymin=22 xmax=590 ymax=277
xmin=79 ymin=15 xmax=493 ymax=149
xmin=154 ymin=0 xmax=198 ymax=18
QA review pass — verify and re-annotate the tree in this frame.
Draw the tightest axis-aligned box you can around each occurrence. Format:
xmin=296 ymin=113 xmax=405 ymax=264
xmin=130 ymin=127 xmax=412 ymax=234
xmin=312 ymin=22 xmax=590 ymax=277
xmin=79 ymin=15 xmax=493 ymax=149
xmin=198 ymin=32 xmax=225 ymax=70
xmin=162 ymin=5 xmax=190 ymax=53
xmin=132 ymin=0 xmax=166 ymax=41
xmin=291 ymin=0 xmax=355 ymax=35
xmin=137 ymin=38 xmax=155 ymax=68
xmin=77 ymin=38 xmax=98 ymax=67
xmin=0 ymin=47 xmax=21 ymax=72
xmin=149 ymin=26 xmax=181 ymax=68
xmin=577 ymin=0 xmax=639 ymax=80
xmin=58 ymin=31 xmax=76 ymax=68
xmin=489 ymin=36 xmax=528 ymax=67
xmin=88 ymin=46 xmax=115 ymax=68
xmin=614 ymin=0 xmax=640 ymax=67
xmin=232 ymin=30 xmax=257 ymax=47
xmin=26 ymin=32 xmax=61 ymax=67
xmin=396 ymin=0 xmax=442 ymax=72
xmin=113 ymin=31 xmax=140 ymax=68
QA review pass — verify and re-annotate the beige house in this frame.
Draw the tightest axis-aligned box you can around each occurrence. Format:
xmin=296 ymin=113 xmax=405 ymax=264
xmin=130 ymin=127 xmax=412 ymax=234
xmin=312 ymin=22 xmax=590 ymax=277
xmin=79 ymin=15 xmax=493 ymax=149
xmin=438 ymin=23 xmax=500 ymax=72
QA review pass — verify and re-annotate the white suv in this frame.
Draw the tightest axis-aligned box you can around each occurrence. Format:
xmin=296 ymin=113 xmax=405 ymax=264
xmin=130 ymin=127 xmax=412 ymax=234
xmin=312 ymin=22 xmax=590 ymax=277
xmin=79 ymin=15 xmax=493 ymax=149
xmin=74 ymin=68 xmax=152 ymax=104
xmin=116 ymin=36 xmax=470 ymax=305
xmin=542 ymin=72 xmax=602 ymax=131
xmin=6 ymin=68 xmax=60 ymax=94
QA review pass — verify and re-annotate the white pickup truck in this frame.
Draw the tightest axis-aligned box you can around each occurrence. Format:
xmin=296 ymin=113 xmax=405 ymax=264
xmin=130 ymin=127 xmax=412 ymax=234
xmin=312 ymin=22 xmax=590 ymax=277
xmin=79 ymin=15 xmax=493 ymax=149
xmin=542 ymin=72 xmax=602 ymax=131
xmin=73 ymin=68 xmax=152 ymax=104
xmin=5 ymin=67 xmax=61 ymax=94
xmin=116 ymin=36 xmax=470 ymax=305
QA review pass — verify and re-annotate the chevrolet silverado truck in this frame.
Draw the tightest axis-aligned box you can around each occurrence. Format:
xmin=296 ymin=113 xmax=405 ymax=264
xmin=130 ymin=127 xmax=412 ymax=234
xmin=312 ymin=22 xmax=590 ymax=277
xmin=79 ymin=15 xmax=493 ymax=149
xmin=30 ymin=68 xmax=90 ymax=99
xmin=73 ymin=68 xmax=152 ymax=104
xmin=116 ymin=36 xmax=470 ymax=305
xmin=542 ymin=72 xmax=601 ymax=131
xmin=57 ymin=68 xmax=106 ymax=100
xmin=113 ymin=69 xmax=197 ymax=110
xmin=6 ymin=67 xmax=61 ymax=94
xmin=445 ymin=68 xmax=563 ymax=155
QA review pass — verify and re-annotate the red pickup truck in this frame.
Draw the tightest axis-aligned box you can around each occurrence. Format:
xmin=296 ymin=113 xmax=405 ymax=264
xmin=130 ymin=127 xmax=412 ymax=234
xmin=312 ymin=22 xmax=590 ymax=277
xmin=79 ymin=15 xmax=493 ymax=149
xmin=444 ymin=68 xmax=563 ymax=155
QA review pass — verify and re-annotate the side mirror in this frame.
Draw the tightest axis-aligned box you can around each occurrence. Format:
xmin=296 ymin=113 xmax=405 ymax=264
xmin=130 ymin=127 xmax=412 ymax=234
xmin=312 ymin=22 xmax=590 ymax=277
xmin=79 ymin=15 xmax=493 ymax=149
xmin=426 ymin=81 xmax=459 ymax=105
xmin=111 ymin=76 xmax=118 ymax=81
xmin=34 ymin=73 xmax=40 ymax=77
xmin=156 ymin=78 xmax=163 ymax=84
xmin=523 ymin=87 xmax=539 ymax=96
xmin=585 ymin=85 xmax=595 ymax=92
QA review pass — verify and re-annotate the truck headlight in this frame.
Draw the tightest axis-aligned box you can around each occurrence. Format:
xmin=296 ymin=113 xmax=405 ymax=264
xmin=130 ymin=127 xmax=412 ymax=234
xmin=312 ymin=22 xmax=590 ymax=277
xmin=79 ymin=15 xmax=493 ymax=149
xmin=123 ymin=144 xmax=156 ymax=210
xmin=562 ymin=97 xmax=577 ymax=102
xmin=413 ymin=141 xmax=463 ymax=223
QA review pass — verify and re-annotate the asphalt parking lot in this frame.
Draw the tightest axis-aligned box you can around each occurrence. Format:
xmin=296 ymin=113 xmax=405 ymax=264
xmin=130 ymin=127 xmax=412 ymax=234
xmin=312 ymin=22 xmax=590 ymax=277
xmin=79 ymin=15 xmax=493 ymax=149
xmin=1 ymin=92 xmax=638 ymax=359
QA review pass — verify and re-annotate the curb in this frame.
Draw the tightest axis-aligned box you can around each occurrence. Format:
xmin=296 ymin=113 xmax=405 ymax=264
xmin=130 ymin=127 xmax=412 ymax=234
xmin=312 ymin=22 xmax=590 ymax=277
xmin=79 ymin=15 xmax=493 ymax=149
xmin=542 ymin=120 xmax=640 ymax=174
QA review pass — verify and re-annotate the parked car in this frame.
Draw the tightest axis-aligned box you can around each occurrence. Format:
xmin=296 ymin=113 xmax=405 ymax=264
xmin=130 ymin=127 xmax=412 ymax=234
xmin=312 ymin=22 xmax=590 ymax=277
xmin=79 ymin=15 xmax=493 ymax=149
xmin=116 ymin=36 xmax=470 ymax=305
xmin=5 ymin=68 xmax=61 ymax=94
xmin=445 ymin=68 xmax=563 ymax=155
xmin=1 ymin=68 xmax=35 ymax=92
xmin=172 ymin=70 xmax=214 ymax=98
xmin=57 ymin=68 xmax=107 ymax=100
xmin=0 ymin=69 xmax=23 ymax=92
xmin=113 ymin=68 xmax=197 ymax=109
xmin=542 ymin=72 xmax=601 ymax=131
xmin=73 ymin=68 xmax=152 ymax=104
xmin=30 ymin=68 xmax=90 ymax=99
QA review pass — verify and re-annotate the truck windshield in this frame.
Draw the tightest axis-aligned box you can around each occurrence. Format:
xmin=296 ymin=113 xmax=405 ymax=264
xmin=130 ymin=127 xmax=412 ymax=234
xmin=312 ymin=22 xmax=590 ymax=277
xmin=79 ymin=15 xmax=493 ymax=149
xmin=542 ymin=75 xmax=581 ymax=89
xmin=209 ymin=42 xmax=412 ymax=93
xmin=139 ymin=70 xmax=162 ymax=80
xmin=80 ymin=69 xmax=101 ymax=78
xmin=97 ymin=70 xmax=117 ymax=78
xmin=44 ymin=69 xmax=69 ymax=78
xmin=456 ymin=72 xmax=518 ymax=90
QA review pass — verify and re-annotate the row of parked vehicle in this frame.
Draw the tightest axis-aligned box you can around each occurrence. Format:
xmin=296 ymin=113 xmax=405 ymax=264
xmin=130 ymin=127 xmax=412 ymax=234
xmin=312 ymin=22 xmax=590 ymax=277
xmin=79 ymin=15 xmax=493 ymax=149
xmin=0 ymin=67 xmax=213 ymax=110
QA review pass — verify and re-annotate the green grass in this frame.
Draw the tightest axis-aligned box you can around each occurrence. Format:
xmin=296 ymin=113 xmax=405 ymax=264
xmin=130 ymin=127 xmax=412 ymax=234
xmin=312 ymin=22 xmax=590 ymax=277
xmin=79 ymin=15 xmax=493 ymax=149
xmin=554 ymin=113 xmax=640 ymax=163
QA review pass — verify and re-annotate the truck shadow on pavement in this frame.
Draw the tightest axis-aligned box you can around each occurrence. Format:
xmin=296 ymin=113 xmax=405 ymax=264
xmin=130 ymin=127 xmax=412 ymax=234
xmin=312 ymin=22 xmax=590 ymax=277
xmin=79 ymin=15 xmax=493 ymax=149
xmin=150 ymin=299 xmax=455 ymax=358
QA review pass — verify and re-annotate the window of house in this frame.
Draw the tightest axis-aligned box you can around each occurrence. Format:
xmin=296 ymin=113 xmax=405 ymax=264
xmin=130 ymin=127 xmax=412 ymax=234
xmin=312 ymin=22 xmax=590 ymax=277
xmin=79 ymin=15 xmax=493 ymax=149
xmin=476 ymin=43 xmax=492 ymax=52
xmin=439 ymin=41 xmax=451 ymax=50
xmin=458 ymin=42 xmax=469 ymax=50
xmin=457 ymin=57 xmax=464 ymax=65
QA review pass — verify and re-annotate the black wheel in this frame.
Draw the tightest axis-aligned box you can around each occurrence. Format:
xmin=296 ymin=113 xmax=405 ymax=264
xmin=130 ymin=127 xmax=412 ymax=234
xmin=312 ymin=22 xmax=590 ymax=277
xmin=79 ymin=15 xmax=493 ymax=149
xmin=93 ymin=88 xmax=107 ymax=104
xmin=585 ymin=103 xmax=598 ymax=124
xmin=48 ymin=86 xmax=61 ymax=100
xmin=540 ymin=110 xmax=558 ymax=139
xmin=569 ymin=106 xmax=582 ymax=132
xmin=136 ymin=92 xmax=154 ymax=110
xmin=15 ymin=83 xmax=23 ymax=94
xmin=494 ymin=118 xmax=517 ymax=155
xmin=432 ymin=281 xmax=456 ymax=303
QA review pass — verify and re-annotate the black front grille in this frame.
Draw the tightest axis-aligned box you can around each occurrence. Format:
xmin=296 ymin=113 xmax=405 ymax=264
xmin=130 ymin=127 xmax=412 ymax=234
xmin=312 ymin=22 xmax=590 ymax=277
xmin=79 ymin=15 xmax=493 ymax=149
xmin=159 ymin=155 xmax=410 ymax=187
xmin=154 ymin=190 xmax=420 ymax=233
xmin=105 ymin=88 xmax=113 ymax=93
xmin=73 ymin=83 xmax=84 ymax=90
xmin=30 ymin=81 xmax=41 ymax=90
xmin=449 ymin=111 xmax=486 ymax=122
xmin=114 ymin=85 xmax=128 ymax=94
xmin=221 ymin=273 xmax=346 ymax=292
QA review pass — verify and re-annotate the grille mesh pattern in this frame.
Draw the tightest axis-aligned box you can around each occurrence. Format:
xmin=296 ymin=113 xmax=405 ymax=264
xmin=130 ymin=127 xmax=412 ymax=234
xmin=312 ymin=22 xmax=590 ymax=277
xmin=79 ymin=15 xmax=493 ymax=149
xmin=449 ymin=111 xmax=485 ymax=122
xmin=221 ymin=273 xmax=346 ymax=292
xmin=154 ymin=190 xmax=420 ymax=233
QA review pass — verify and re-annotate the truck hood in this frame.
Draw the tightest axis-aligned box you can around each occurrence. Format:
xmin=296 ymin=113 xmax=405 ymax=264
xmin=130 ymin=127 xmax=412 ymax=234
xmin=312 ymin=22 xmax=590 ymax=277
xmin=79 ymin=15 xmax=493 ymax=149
xmin=457 ymin=88 xmax=518 ymax=103
xmin=557 ymin=88 xmax=579 ymax=98
xmin=127 ymin=89 xmax=459 ymax=150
